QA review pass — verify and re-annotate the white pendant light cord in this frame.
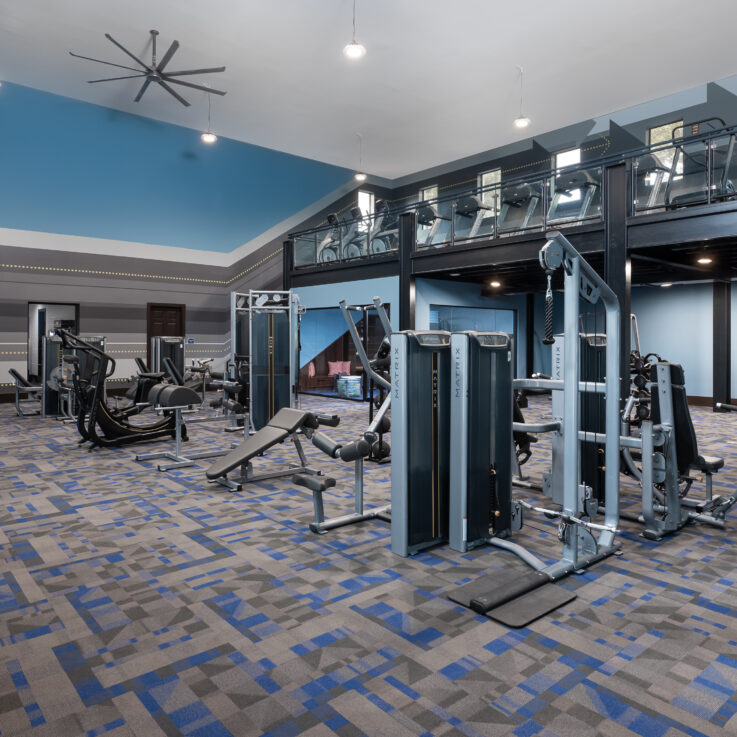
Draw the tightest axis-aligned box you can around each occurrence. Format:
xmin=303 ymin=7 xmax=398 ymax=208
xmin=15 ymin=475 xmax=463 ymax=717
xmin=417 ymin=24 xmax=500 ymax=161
xmin=517 ymin=65 xmax=524 ymax=119
xmin=352 ymin=0 xmax=358 ymax=43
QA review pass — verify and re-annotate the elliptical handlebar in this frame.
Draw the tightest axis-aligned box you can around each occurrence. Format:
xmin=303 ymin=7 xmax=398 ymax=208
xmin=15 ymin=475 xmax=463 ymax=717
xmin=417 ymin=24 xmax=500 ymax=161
xmin=57 ymin=328 xmax=116 ymax=378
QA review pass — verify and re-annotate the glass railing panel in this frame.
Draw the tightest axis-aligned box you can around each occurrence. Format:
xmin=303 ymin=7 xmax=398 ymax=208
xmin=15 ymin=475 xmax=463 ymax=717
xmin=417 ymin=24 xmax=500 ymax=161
xmin=663 ymin=140 xmax=708 ymax=209
xmin=315 ymin=225 xmax=342 ymax=264
xmin=452 ymin=192 xmax=497 ymax=242
xmin=368 ymin=211 xmax=399 ymax=254
xmin=342 ymin=220 xmax=369 ymax=260
xmin=415 ymin=199 xmax=453 ymax=248
xmin=497 ymin=180 xmax=545 ymax=234
xmin=632 ymin=149 xmax=673 ymax=213
xmin=548 ymin=166 xmax=602 ymax=224
xmin=293 ymin=233 xmax=318 ymax=268
xmin=709 ymin=134 xmax=737 ymax=203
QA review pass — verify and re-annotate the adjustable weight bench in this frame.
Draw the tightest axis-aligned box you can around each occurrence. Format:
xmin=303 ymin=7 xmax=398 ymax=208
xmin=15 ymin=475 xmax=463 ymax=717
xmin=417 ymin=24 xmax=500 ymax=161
xmin=8 ymin=369 xmax=43 ymax=416
xmin=206 ymin=407 xmax=337 ymax=491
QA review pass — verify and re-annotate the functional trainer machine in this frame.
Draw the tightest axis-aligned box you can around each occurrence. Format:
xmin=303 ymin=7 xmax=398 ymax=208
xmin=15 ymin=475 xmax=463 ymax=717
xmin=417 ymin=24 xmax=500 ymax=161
xmin=231 ymin=290 xmax=300 ymax=433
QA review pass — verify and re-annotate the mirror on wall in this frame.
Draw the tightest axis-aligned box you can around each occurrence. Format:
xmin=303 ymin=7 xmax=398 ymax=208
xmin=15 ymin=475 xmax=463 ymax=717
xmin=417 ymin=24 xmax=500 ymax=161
xmin=27 ymin=302 xmax=79 ymax=380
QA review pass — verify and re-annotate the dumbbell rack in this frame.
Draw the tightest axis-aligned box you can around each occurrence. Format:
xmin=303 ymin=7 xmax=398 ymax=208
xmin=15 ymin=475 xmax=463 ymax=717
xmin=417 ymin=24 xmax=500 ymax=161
xmin=135 ymin=404 xmax=247 ymax=472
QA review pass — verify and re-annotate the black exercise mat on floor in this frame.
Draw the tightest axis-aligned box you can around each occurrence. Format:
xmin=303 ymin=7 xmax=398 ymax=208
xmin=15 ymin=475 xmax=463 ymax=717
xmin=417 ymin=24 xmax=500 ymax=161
xmin=486 ymin=583 xmax=577 ymax=627
xmin=447 ymin=569 xmax=549 ymax=612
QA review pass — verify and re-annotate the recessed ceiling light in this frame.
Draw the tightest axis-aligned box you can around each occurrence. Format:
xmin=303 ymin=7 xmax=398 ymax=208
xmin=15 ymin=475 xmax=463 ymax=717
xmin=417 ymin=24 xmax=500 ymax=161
xmin=697 ymin=257 xmax=712 ymax=264
xmin=449 ymin=272 xmax=461 ymax=277
xmin=354 ymin=172 xmax=367 ymax=182
xmin=201 ymin=131 xmax=217 ymax=144
xmin=490 ymin=280 xmax=501 ymax=288
xmin=661 ymin=283 xmax=672 ymax=288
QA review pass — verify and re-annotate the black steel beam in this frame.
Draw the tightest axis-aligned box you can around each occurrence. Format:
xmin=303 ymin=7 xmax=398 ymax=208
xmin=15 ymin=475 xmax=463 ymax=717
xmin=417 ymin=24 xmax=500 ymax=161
xmin=289 ymin=257 xmax=399 ymax=288
xmin=525 ymin=292 xmax=534 ymax=377
xmin=412 ymin=229 xmax=604 ymax=275
xmin=628 ymin=201 xmax=737 ymax=248
xmin=604 ymin=163 xmax=631 ymax=402
xmin=713 ymin=281 xmax=731 ymax=410
xmin=282 ymin=240 xmax=293 ymax=291
xmin=399 ymin=212 xmax=416 ymax=330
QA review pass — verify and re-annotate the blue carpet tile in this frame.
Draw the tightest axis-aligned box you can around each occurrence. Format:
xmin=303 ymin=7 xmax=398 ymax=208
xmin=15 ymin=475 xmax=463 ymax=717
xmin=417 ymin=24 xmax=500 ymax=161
xmin=1 ymin=393 xmax=737 ymax=736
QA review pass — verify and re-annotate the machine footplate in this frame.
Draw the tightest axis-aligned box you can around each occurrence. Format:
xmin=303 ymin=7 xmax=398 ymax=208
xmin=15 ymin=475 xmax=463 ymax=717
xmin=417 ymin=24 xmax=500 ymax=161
xmin=447 ymin=569 xmax=576 ymax=627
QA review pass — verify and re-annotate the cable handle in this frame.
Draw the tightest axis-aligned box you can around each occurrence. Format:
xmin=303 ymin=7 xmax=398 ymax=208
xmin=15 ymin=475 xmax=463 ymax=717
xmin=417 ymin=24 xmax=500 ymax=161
xmin=542 ymin=272 xmax=555 ymax=345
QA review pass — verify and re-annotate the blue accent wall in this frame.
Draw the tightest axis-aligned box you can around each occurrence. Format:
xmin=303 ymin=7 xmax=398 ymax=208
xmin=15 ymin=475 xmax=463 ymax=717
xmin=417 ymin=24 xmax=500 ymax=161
xmin=300 ymin=308 xmax=361 ymax=369
xmin=0 ymin=83 xmax=352 ymax=252
xmin=414 ymin=278 xmax=529 ymax=377
xmin=631 ymin=284 xmax=713 ymax=397
xmin=294 ymin=277 xmax=399 ymax=314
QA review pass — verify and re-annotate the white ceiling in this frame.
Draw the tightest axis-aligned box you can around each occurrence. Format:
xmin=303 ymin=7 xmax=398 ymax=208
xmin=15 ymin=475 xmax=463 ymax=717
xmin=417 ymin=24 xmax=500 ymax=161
xmin=2 ymin=0 xmax=737 ymax=179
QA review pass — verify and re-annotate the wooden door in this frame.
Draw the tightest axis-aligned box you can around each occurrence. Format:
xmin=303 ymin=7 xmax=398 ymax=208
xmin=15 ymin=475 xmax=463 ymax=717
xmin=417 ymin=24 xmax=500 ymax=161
xmin=146 ymin=303 xmax=185 ymax=368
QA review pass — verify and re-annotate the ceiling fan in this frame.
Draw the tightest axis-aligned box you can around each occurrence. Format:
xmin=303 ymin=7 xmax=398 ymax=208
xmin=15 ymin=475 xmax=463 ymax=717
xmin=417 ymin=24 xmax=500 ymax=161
xmin=69 ymin=29 xmax=227 ymax=107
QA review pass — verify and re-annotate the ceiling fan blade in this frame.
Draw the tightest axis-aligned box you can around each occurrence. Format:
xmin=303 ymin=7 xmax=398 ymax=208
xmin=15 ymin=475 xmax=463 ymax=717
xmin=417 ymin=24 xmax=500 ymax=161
xmin=133 ymin=77 xmax=153 ymax=102
xmin=163 ymin=77 xmax=227 ymax=95
xmin=157 ymin=78 xmax=190 ymax=106
xmin=69 ymin=51 xmax=141 ymax=73
xmin=164 ymin=66 xmax=226 ymax=77
xmin=88 ymin=73 xmax=147 ymax=83
xmin=104 ymin=33 xmax=150 ymax=70
xmin=157 ymin=40 xmax=180 ymax=73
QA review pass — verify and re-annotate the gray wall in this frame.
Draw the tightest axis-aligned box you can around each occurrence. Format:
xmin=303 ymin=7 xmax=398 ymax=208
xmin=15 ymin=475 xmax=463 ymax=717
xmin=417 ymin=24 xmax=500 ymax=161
xmin=0 ymin=240 xmax=282 ymax=393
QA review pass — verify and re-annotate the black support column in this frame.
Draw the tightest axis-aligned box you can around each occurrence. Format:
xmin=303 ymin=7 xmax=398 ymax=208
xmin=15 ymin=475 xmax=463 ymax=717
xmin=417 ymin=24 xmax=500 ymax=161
xmin=604 ymin=162 xmax=631 ymax=403
xmin=713 ymin=280 xmax=731 ymax=410
xmin=398 ymin=212 xmax=416 ymax=330
xmin=525 ymin=292 xmax=535 ymax=377
xmin=282 ymin=240 xmax=293 ymax=291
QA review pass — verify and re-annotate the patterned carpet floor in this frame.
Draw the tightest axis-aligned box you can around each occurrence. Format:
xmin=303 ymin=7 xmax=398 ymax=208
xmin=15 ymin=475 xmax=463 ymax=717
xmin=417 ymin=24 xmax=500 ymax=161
xmin=1 ymin=393 xmax=737 ymax=737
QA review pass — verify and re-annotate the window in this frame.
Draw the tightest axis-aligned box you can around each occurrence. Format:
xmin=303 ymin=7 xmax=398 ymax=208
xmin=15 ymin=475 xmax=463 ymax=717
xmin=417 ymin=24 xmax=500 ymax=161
xmin=647 ymin=120 xmax=683 ymax=178
xmin=357 ymin=190 xmax=375 ymax=218
xmin=420 ymin=185 xmax=438 ymax=202
xmin=555 ymin=148 xmax=582 ymax=202
xmin=357 ymin=190 xmax=375 ymax=231
xmin=478 ymin=168 xmax=501 ymax=211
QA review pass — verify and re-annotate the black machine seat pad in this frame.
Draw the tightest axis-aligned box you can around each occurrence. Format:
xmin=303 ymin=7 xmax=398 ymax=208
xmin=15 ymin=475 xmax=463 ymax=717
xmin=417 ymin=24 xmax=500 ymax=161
xmin=206 ymin=426 xmax=288 ymax=480
xmin=293 ymin=474 xmax=336 ymax=493
xmin=269 ymin=408 xmax=316 ymax=433
xmin=693 ymin=454 xmax=725 ymax=473
xmin=9 ymin=369 xmax=32 ymax=387
xmin=138 ymin=372 xmax=166 ymax=380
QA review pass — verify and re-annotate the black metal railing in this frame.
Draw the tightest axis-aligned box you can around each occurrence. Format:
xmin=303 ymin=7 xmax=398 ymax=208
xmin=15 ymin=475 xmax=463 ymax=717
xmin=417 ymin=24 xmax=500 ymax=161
xmin=289 ymin=121 xmax=737 ymax=269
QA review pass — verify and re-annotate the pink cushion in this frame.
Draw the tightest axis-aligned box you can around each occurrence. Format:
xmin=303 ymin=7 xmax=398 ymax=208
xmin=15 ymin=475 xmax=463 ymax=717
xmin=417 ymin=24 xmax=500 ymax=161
xmin=308 ymin=361 xmax=316 ymax=378
xmin=327 ymin=361 xmax=342 ymax=376
xmin=340 ymin=360 xmax=352 ymax=374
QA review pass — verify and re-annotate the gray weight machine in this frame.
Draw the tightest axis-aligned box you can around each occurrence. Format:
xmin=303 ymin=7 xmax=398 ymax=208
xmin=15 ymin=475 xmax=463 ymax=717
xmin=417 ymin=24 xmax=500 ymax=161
xmin=300 ymin=297 xmax=394 ymax=534
xmin=231 ymin=290 xmax=300 ymax=433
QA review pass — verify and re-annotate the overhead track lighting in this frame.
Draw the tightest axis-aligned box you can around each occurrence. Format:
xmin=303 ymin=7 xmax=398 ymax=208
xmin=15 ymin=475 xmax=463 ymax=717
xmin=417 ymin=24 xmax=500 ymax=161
xmin=513 ymin=66 xmax=530 ymax=129
xmin=201 ymin=88 xmax=217 ymax=144
xmin=343 ymin=0 xmax=366 ymax=59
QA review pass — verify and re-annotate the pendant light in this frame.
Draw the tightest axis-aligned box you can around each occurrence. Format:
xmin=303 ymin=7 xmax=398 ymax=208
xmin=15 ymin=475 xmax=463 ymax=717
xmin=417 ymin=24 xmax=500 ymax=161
xmin=201 ymin=90 xmax=217 ymax=144
xmin=514 ymin=65 xmax=531 ymax=129
xmin=354 ymin=133 xmax=367 ymax=181
xmin=343 ymin=0 xmax=366 ymax=59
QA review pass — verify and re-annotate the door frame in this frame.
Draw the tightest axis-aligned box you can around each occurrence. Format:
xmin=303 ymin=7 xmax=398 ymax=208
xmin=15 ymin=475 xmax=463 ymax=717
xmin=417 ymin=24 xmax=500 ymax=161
xmin=146 ymin=303 xmax=186 ymax=368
